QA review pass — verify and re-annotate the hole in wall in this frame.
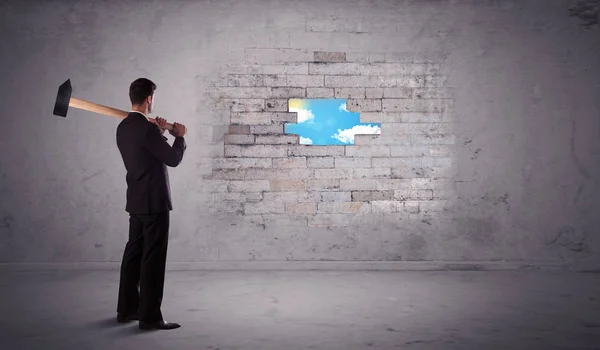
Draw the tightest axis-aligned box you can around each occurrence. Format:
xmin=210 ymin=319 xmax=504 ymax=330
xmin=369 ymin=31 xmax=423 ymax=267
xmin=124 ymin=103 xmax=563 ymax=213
xmin=284 ymin=98 xmax=381 ymax=145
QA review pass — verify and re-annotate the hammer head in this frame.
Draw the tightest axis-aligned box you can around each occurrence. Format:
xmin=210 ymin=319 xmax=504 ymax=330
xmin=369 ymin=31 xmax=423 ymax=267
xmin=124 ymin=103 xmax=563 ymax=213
xmin=53 ymin=79 xmax=72 ymax=117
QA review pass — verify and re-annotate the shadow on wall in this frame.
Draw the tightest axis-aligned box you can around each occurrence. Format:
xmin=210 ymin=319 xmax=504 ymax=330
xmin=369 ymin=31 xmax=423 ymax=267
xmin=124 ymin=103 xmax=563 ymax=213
xmin=569 ymin=0 xmax=599 ymax=28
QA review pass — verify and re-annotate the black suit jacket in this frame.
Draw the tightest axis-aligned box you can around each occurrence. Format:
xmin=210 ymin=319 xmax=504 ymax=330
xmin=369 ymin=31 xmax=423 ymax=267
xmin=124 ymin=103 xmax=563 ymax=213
xmin=116 ymin=112 xmax=186 ymax=214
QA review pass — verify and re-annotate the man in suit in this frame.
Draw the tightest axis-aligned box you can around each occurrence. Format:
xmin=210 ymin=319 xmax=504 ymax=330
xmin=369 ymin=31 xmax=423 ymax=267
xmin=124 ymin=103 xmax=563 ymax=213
xmin=115 ymin=78 xmax=187 ymax=330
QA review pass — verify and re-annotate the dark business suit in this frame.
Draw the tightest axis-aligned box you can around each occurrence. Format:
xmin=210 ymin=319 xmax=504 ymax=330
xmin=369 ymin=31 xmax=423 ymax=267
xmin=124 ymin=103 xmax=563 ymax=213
xmin=115 ymin=111 xmax=186 ymax=323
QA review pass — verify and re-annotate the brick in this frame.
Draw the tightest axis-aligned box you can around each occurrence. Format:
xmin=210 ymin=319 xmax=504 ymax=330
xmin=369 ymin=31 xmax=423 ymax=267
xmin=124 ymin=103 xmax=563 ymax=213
xmin=209 ymin=87 xmax=270 ymax=99
xmin=308 ymin=63 xmax=438 ymax=76
xmin=286 ymin=75 xmax=324 ymax=87
xmin=419 ymin=200 xmax=452 ymax=212
xmin=325 ymin=75 xmax=397 ymax=88
xmin=346 ymin=98 xmax=382 ymax=112
xmin=262 ymin=63 xmax=309 ymax=75
xmin=245 ymin=48 xmax=313 ymax=64
xmin=265 ymin=99 xmax=289 ymax=111
xmin=250 ymin=125 xmax=285 ymax=134
xmin=224 ymin=134 xmax=255 ymax=144
xmin=210 ymin=99 xmax=264 ymax=112
xmin=334 ymin=88 xmax=366 ymax=99
xmin=227 ymin=180 xmax=270 ymax=192
xmin=413 ymin=87 xmax=456 ymax=99
xmin=212 ymin=157 xmax=272 ymax=169
xmin=228 ymin=125 xmax=250 ymax=134
xmin=262 ymin=74 xmax=287 ymax=86
xmin=389 ymin=146 xmax=430 ymax=157
xmin=411 ymin=134 xmax=456 ymax=145
xmin=430 ymin=166 xmax=454 ymax=179
xmin=395 ymin=188 xmax=435 ymax=201
xmin=361 ymin=112 xmax=446 ymax=123
xmin=346 ymin=51 xmax=368 ymax=63
xmin=289 ymin=146 xmax=345 ymax=157
xmin=410 ymin=189 xmax=434 ymax=200
xmin=317 ymin=202 xmax=370 ymax=214
xmin=382 ymin=87 xmax=413 ymax=98
xmin=365 ymin=88 xmax=384 ymax=99
xmin=307 ymin=88 xmax=334 ymax=98
xmin=351 ymin=190 xmax=393 ymax=201
xmin=424 ymin=75 xmax=448 ymax=87
xmin=376 ymin=179 xmax=412 ymax=190
xmin=218 ymin=63 xmax=263 ymax=75
xmin=429 ymin=146 xmax=455 ymax=157
xmin=209 ymin=201 xmax=243 ymax=214
xmin=379 ymin=52 xmax=414 ymax=63
xmin=307 ymin=156 xmax=334 ymax=168
xmin=371 ymin=201 xmax=398 ymax=213
xmin=212 ymin=168 xmax=310 ymax=180
xmin=224 ymin=145 xmax=287 ymax=158
xmin=213 ymin=192 xmax=262 ymax=202
xmin=353 ymin=168 xmax=391 ymax=178
xmin=334 ymin=157 xmax=371 ymax=168
xmin=286 ymin=203 xmax=317 ymax=214
xmin=273 ymin=157 xmax=307 ymax=168
xmin=263 ymin=191 xmax=320 ymax=203
xmin=270 ymin=87 xmax=306 ymax=98
xmin=344 ymin=146 xmax=390 ymax=157
xmin=382 ymin=123 xmax=453 ymax=135
xmin=397 ymin=76 xmax=426 ymax=88
xmin=227 ymin=75 xmax=264 ymax=87
xmin=421 ymin=156 xmax=452 ymax=168
xmin=244 ymin=202 xmax=286 ymax=214
xmin=398 ymin=201 xmax=420 ymax=214
xmin=382 ymin=99 xmax=448 ymax=113
xmin=231 ymin=112 xmax=297 ymax=125
xmin=320 ymin=191 xmax=351 ymax=202
xmin=373 ymin=157 xmax=421 ymax=168
xmin=339 ymin=179 xmax=378 ymax=190
xmin=432 ymin=188 xmax=454 ymax=200
xmin=256 ymin=134 xmax=299 ymax=144
xmin=307 ymin=179 xmax=340 ymax=191
xmin=314 ymin=51 xmax=346 ymax=62
xmin=391 ymin=167 xmax=429 ymax=179
xmin=271 ymin=179 xmax=306 ymax=191
xmin=314 ymin=168 xmax=353 ymax=179
xmin=353 ymin=135 xmax=385 ymax=146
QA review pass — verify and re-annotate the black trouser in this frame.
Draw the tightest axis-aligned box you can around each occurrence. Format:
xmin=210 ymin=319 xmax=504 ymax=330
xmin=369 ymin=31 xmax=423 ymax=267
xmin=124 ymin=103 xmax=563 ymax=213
xmin=117 ymin=211 xmax=169 ymax=323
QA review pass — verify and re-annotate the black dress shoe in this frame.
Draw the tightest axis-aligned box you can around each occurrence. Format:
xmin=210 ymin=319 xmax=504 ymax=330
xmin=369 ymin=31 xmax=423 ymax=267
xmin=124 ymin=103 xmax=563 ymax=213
xmin=117 ymin=312 xmax=139 ymax=323
xmin=139 ymin=320 xmax=181 ymax=330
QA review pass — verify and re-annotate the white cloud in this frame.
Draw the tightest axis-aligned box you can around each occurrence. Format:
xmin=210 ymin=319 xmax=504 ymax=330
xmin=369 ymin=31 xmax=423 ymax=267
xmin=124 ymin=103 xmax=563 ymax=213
xmin=339 ymin=102 xmax=348 ymax=112
xmin=289 ymin=107 xmax=315 ymax=123
xmin=331 ymin=124 xmax=381 ymax=144
xmin=299 ymin=136 xmax=313 ymax=145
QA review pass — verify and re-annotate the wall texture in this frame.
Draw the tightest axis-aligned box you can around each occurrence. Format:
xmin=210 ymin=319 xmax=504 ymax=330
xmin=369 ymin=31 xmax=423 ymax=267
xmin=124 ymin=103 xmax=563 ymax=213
xmin=0 ymin=0 xmax=598 ymax=264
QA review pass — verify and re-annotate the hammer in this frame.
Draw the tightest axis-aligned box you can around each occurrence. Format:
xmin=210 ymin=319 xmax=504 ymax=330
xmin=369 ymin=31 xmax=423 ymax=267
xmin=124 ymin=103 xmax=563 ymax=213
xmin=53 ymin=79 xmax=175 ymax=131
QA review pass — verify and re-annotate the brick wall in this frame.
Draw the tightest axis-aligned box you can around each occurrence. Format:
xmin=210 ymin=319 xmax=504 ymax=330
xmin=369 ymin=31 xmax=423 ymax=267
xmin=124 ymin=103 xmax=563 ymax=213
xmin=202 ymin=50 xmax=457 ymax=233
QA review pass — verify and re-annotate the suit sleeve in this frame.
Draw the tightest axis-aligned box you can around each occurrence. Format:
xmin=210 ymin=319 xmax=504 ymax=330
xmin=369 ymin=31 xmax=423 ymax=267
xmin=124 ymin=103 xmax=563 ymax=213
xmin=144 ymin=124 xmax=186 ymax=167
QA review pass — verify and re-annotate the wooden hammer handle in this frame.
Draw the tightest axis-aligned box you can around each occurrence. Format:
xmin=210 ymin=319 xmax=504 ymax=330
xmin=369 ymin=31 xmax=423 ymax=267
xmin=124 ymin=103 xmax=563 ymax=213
xmin=69 ymin=97 xmax=175 ymax=131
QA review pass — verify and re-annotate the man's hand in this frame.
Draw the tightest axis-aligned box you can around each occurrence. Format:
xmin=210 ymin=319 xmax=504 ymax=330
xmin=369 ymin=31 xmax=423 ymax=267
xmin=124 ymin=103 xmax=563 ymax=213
xmin=169 ymin=122 xmax=187 ymax=137
xmin=155 ymin=116 xmax=168 ymax=134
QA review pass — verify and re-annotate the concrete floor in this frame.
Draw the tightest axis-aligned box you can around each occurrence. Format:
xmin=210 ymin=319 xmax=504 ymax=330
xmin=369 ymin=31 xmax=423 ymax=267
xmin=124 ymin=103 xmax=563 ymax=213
xmin=0 ymin=269 xmax=599 ymax=350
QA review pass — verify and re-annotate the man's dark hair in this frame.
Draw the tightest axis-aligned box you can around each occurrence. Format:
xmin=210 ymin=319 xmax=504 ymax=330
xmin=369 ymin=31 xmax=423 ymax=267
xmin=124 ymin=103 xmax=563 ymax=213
xmin=129 ymin=78 xmax=156 ymax=105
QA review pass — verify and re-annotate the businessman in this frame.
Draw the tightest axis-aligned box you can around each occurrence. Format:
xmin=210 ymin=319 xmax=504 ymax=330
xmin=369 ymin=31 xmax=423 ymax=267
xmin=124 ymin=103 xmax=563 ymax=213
xmin=115 ymin=78 xmax=187 ymax=330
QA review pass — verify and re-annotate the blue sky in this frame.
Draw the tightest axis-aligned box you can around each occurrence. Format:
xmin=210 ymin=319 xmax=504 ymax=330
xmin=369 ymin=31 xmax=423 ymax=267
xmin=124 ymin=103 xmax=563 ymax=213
xmin=284 ymin=99 xmax=381 ymax=145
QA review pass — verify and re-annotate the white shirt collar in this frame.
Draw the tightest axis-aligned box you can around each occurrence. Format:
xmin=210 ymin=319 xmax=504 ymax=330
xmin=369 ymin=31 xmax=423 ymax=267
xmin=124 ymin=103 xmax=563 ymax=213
xmin=130 ymin=110 xmax=149 ymax=121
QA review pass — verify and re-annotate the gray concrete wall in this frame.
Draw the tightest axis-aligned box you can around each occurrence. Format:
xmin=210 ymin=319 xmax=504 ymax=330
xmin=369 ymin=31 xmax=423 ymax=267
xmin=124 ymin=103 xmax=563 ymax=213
xmin=0 ymin=0 xmax=598 ymax=264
